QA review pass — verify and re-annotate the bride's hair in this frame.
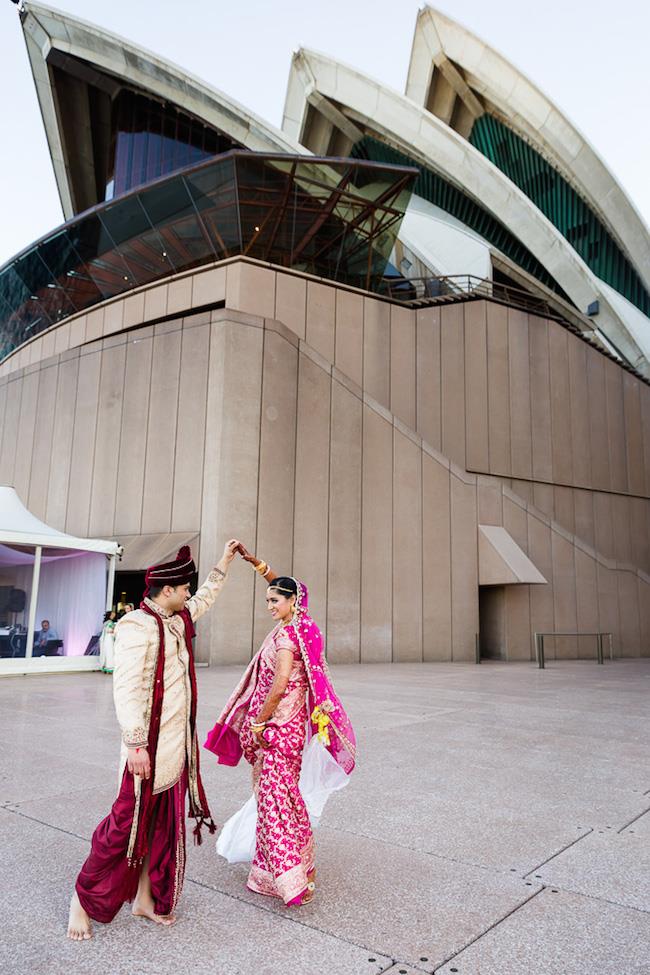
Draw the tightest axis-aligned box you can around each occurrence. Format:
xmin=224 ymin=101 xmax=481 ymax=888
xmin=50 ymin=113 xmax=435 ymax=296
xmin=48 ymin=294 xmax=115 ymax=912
xmin=268 ymin=576 xmax=297 ymax=597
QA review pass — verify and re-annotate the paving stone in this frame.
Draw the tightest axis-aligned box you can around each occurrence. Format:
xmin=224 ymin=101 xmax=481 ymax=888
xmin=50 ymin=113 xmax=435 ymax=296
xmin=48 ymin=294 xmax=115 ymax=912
xmin=188 ymin=825 xmax=542 ymax=972
xmin=435 ymin=888 xmax=650 ymax=975
xmin=534 ymin=827 xmax=650 ymax=912
xmin=0 ymin=808 xmax=391 ymax=975
xmin=1 ymin=660 xmax=650 ymax=974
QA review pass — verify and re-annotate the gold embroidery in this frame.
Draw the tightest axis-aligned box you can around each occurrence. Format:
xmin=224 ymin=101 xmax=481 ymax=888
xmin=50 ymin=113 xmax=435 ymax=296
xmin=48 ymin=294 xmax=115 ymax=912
xmin=123 ymin=727 xmax=149 ymax=748
xmin=126 ymin=775 xmax=142 ymax=864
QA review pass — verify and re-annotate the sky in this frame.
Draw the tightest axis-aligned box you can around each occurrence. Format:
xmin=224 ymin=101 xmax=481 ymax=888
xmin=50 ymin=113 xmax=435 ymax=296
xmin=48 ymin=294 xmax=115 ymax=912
xmin=0 ymin=0 xmax=648 ymax=266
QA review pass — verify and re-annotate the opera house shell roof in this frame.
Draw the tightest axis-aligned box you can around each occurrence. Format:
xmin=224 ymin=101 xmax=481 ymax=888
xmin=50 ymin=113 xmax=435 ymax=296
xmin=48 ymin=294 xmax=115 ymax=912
xmin=2 ymin=2 xmax=649 ymax=377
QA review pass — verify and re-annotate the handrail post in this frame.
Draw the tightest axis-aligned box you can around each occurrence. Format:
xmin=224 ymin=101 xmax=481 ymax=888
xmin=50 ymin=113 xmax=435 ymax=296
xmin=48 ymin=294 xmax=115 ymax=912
xmin=597 ymin=633 xmax=604 ymax=665
xmin=534 ymin=632 xmax=545 ymax=669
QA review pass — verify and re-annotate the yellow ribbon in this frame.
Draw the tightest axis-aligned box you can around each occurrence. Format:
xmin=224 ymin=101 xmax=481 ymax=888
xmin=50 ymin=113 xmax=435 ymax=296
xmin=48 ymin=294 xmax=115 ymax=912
xmin=311 ymin=705 xmax=331 ymax=746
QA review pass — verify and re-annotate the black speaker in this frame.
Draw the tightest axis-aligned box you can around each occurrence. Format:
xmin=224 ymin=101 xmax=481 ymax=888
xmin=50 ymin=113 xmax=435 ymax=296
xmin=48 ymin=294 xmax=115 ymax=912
xmin=8 ymin=589 xmax=26 ymax=613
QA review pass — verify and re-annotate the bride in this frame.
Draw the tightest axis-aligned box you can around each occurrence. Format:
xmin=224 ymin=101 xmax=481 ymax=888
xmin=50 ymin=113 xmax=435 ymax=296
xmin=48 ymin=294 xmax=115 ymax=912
xmin=204 ymin=544 xmax=356 ymax=906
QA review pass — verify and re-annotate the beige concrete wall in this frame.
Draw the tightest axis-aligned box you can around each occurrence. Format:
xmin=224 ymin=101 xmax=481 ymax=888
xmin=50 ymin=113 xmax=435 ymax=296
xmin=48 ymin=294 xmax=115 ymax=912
xmin=2 ymin=259 xmax=650 ymax=662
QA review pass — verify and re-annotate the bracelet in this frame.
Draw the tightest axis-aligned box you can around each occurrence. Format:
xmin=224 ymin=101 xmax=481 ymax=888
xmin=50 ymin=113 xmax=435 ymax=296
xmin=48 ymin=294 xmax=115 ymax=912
xmin=254 ymin=561 xmax=268 ymax=576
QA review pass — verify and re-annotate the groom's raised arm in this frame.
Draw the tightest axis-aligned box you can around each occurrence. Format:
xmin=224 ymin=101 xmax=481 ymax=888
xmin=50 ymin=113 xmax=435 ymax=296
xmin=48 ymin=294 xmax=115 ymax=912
xmin=186 ymin=539 xmax=239 ymax=622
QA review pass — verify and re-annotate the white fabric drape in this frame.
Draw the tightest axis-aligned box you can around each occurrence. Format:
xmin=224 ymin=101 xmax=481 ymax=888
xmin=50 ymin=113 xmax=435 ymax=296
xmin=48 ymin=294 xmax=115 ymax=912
xmin=216 ymin=737 xmax=349 ymax=864
xmin=12 ymin=552 xmax=106 ymax=656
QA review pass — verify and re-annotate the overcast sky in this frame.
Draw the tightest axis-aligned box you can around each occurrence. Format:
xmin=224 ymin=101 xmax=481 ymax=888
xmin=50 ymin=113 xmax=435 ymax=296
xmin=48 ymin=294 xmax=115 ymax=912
xmin=0 ymin=0 xmax=648 ymax=266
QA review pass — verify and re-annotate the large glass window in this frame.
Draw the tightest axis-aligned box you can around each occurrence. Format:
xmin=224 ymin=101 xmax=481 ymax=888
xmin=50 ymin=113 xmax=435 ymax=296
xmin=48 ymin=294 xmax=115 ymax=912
xmin=351 ymin=135 xmax=566 ymax=299
xmin=469 ymin=114 xmax=650 ymax=317
xmin=0 ymin=152 xmax=416 ymax=360
xmin=106 ymin=90 xmax=237 ymax=199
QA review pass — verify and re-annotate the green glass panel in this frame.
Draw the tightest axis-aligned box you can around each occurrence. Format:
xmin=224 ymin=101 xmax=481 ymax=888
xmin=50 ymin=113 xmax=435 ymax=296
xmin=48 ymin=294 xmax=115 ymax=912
xmin=469 ymin=114 xmax=649 ymax=316
xmin=350 ymin=136 xmax=565 ymax=298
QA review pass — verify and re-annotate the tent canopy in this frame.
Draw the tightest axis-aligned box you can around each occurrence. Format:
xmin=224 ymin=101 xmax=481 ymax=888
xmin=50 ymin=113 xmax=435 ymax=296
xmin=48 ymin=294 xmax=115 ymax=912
xmin=0 ymin=487 xmax=121 ymax=555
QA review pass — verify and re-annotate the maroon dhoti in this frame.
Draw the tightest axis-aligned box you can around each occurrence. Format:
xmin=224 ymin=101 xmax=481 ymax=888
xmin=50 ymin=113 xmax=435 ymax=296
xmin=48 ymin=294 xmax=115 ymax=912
xmin=76 ymin=768 xmax=188 ymax=923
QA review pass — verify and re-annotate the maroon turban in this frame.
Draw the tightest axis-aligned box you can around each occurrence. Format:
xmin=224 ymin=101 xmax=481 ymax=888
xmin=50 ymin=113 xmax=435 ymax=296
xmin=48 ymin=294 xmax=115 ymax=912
xmin=144 ymin=545 xmax=196 ymax=596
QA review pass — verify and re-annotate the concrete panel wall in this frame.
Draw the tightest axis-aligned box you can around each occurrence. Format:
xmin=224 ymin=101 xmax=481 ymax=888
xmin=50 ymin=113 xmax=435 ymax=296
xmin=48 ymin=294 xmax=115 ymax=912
xmin=464 ymin=301 xmax=489 ymax=473
xmin=327 ymin=379 xmax=362 ymax=663
xmin=114 ymin=331 xmax=153 ymax=536
xmin=390 ymin=306 xmax=416 ymax=429
xmin=46 ymin=355 xmax=79 ymax=530
xmin=66 ymin=347 xmax=101 ymax=537
xmin=141 ymin=326 xmax=182 ymax=534
xmin=253 ymin=325 xmax=298 ymax=651
xmin=13 ymin=369 xmax=39 ymax=507
xmin=503 ymin=494 xmax=531 ymax=659
xmin=440 ymin=304 xmax=465 ymax=470
xmin=392 ymin=427 xmax=423 ymax=661
xmin=27 ymin=361 xmax=58 ymax=521
xmin=171 ymin=321 xmax=211 ymax=534
xmin=292 ymin=351 xmax=332 ymax=631
xmin=507 ymin=308 xmax=532 ymax=481
xmin=422 ymin=451 xmax=452 ymax=660
xmin=486 ymin=302 xmax=510 ymax=475
xmin=529 ymin=318 xmax=553 ymax=483
xmin=198 ymin=316 xmax=264 ymax=664
xmin=416 ymin=307 xmax=441 ymax=451
xmin=450 ymin=473 xmax=478 ymax=660
xmin=360 ymin=404 xmax=393 ymax=662
xmin=2 ymin=262 xmax=649 ymax=665
xmin=88 ymin=343 xmax=126 ymax=538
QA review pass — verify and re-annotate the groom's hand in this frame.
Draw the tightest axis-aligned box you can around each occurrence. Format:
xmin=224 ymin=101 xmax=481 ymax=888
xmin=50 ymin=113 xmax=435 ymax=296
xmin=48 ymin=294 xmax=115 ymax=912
xmin=127 ymin=747 xmax=151 ymax=779
xmin=218 ymin=539 xmax=240 ymax=571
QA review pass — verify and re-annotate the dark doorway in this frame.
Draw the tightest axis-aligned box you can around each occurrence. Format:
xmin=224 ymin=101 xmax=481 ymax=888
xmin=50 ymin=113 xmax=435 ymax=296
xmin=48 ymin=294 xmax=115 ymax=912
xmin=113 ymin=572 xmax=146 ymax=614
xmin=478 ymin=585 xmax=506 ymax=660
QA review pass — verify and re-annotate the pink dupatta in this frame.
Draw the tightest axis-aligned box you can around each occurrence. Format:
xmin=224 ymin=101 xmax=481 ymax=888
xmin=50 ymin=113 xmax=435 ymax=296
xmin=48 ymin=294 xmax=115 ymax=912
xmin=204 ymin=580 xmax=356 ymax=775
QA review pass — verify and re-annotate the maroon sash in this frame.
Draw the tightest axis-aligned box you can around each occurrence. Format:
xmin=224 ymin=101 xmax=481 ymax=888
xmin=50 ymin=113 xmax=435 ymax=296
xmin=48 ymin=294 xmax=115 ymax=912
xmin=128 ymin=603 xmax=216 ymax=867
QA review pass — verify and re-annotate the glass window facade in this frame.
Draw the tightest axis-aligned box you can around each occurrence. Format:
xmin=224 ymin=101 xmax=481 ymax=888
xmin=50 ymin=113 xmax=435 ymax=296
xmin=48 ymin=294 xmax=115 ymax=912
xmin=469 ymin=114 xmax=650 ymax=317
xmin=106 ymin=90 xmax=238 ymax=199
xmin=351 ymin=136 xmax=567 ymax=299
xmin=0 ymin=152 xmax=416 ymax=361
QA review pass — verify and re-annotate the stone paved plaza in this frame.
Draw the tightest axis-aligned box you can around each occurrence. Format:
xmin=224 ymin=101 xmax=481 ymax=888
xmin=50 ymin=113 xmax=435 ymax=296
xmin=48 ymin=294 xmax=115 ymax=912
xmin=1 ymin=660 xmax=649 ymax=975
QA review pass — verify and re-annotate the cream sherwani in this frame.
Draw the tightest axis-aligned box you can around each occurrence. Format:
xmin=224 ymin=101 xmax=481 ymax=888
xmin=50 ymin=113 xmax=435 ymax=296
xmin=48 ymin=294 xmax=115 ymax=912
xmin=112 ymin=568 xmax=226 ymax=795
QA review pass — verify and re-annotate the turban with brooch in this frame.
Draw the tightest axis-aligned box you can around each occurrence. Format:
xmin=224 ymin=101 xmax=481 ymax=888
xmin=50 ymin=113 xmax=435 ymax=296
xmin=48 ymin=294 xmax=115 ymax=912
xmin=144 ymin=545 xmax=196 ymax=595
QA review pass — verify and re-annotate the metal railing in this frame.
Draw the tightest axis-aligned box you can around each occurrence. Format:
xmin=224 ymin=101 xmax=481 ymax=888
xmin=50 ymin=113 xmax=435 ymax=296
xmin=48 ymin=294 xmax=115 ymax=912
xmin=383 ymin=273 xmax=570 ymax=320
xmin=381 ymin=272 xmax=650 ymax=387
xmin=533 ymin=631 xmax=614 ymax=669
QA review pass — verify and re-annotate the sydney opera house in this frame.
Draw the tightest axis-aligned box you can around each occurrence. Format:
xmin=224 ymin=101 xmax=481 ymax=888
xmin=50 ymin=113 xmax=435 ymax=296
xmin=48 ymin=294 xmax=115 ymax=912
xmin=1 ymin=2 xmax=650 ymax=669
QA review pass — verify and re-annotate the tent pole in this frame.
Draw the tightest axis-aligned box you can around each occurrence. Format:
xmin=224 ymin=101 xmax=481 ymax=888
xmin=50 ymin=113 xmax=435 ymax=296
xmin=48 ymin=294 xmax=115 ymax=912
xmin=26 ymin=545 xmax=42 ymax=660
xmin=106 ymin=554 xmax=117 ymax=612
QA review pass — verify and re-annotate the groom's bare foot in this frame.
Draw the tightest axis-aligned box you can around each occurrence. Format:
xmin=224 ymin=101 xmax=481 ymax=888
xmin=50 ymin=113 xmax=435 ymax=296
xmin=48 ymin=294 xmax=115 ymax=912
xmin=67 ymin=891 xmax=92 ymax=940
xmin=132 ymin=895 xmax=176 ymax=926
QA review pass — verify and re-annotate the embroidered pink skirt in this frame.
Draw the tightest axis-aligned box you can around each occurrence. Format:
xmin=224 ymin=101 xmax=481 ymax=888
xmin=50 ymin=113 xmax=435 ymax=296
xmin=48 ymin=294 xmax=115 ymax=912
xmin=241 ymin=710 xmax=313 ymax=904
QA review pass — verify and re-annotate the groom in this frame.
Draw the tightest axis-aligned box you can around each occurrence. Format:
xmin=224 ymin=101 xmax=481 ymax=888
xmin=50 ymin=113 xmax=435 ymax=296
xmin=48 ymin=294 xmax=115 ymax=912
xmin=67 ymin=539 xmax=239 ymax=940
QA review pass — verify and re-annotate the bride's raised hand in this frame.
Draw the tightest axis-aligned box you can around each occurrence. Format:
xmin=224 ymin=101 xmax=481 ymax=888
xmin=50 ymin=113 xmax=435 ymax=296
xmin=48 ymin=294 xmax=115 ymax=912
xmin=237 ymin=542 xmax=257 ymax=564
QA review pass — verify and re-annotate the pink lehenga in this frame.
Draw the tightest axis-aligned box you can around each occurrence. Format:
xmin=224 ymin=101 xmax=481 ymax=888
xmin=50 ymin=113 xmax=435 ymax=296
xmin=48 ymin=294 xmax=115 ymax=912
xmin=204 ymin=581 xmax=355 ymax=905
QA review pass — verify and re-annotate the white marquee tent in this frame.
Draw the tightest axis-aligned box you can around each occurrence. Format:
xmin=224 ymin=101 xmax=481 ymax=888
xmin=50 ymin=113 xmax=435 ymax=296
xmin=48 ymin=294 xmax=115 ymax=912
xmin=0 ymin=486 xmax=121 ymax=675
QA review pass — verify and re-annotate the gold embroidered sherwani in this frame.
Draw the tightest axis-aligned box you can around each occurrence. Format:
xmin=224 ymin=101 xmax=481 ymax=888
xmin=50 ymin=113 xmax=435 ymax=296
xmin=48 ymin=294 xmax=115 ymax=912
xmin=112 ymin=568 xmax=226 ymax=797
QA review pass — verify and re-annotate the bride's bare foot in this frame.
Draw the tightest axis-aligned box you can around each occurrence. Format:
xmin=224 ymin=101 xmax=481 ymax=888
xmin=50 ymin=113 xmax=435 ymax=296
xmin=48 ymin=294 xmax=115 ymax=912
xmin=132 ymin=895 xmax=176 ymax=926
xmin=67 ymin=891 xmax=92 ymax=940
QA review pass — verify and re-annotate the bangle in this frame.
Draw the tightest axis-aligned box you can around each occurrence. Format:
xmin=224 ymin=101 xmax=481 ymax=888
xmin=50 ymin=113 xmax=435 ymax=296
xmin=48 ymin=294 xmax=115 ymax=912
xmin=255 ymin=561 xmax=268 ymax=576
